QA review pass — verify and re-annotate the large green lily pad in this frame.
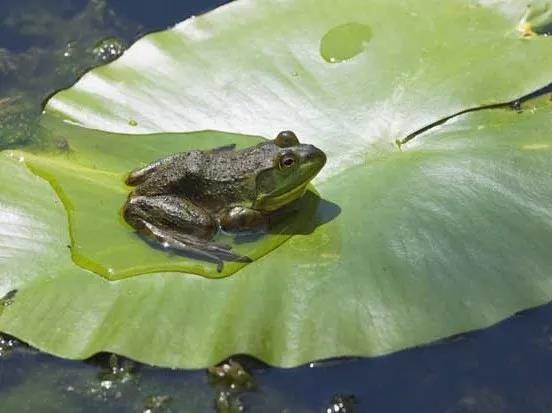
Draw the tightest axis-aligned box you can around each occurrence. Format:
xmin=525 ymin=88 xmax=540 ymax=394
xmin=0 ymin=0 xmax=551 ymax=368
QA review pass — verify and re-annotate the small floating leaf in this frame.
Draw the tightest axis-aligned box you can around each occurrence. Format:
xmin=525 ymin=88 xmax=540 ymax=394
xmin=20 ymin=122 xmax=321 ymax=279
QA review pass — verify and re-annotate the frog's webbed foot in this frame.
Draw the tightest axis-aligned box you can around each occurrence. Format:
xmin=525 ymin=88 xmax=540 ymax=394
xmin=170 ymin=229 xmax=253 ymax=271
xmin=140 ymin=220 xmax=251 ymax=272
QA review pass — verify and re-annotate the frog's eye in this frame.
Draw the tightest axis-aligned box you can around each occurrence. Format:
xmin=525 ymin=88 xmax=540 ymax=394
xmin=275 ymin=131 xmax=300 ymax=148
xmin=278 ymin=152 xmax=297 ymax=170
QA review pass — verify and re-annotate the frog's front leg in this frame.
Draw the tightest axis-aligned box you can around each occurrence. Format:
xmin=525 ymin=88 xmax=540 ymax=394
xmin=218 ymin=206 xmax=270 ymax=233
xmin=218 ymin=204 xmax=301 ymax=234
xmin=123 ymin=195 xmax=251 ymax=272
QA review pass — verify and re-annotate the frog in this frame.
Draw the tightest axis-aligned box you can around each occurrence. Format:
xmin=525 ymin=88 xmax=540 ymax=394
xmin=122 ymin=131 xmax=326 ymax=272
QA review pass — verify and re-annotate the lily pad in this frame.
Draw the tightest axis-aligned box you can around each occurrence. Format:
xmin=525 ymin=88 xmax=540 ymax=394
xmin=0 ymin=0 xmax=551 ymax=368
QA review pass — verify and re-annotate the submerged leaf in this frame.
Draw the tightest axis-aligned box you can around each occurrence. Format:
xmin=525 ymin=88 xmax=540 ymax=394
xmin=17 ymin=124 xmax=323 ymax=279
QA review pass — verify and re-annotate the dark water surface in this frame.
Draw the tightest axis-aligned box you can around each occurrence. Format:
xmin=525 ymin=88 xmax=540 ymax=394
xmin=1 ymin=1 xmax=552 ymax=412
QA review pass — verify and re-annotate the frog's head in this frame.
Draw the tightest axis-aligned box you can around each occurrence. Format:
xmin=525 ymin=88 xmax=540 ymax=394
xmin=253 ymin=131 xmax=326 ymax=212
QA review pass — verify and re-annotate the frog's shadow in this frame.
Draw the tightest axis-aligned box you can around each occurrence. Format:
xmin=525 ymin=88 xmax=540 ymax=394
xmin=233 ymin=191 xmax=341 ymax=244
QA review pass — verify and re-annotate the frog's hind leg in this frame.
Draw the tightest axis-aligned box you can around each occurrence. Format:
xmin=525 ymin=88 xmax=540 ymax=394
xmin=123 ymin=195 xmax=251 ymax=272
xmin=141 ymin=220 xmax=240 ymax=272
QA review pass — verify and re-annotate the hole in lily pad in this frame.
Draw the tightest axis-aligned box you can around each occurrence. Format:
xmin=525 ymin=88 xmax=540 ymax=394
xmin=21 ymin=118 xmax=335 ymax=280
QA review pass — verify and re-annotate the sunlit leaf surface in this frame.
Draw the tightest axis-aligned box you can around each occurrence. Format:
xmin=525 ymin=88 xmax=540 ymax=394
xmin=0 ymin=0 xmax=551 ymax=367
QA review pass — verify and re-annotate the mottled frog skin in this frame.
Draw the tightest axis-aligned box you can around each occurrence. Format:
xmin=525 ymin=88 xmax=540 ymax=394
xmin=123 ymin=131 xmax=326 ymax=271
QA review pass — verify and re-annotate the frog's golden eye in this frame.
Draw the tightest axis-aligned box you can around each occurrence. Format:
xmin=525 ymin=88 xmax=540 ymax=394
xmin=278 ymin=152 xmax=297 ymax=170
xmin=275 ymin=131 xmax=300 ymax=148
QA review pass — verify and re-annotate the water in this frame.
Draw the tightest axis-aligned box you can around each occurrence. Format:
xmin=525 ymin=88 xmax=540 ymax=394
xmin=3 ymin=304 xmax=552 ymax=412
xmin=2 ymin=1 xmax=552 ymax=412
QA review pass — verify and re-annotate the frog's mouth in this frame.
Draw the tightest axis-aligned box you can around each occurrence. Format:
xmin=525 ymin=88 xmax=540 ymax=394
xmin=254 ymin=182 xmax=310 ymax=212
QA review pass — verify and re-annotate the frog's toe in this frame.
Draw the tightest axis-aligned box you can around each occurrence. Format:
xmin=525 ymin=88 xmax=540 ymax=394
xmin=213 ymin=252 xmax=250 ymax=273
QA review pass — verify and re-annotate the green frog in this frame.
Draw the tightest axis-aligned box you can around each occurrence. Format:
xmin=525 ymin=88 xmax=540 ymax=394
xmin=123 ymin=131 xmax=326 ymax=272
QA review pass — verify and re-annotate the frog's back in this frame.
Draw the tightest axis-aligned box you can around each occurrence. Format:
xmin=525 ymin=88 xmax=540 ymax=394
xmin=183 ymin=143 xmax=279 ymax=209
xmin=132 ymin=143 xmax=278 ymax=210
xmin=130 ymin=151 xmax=204 ymax=196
